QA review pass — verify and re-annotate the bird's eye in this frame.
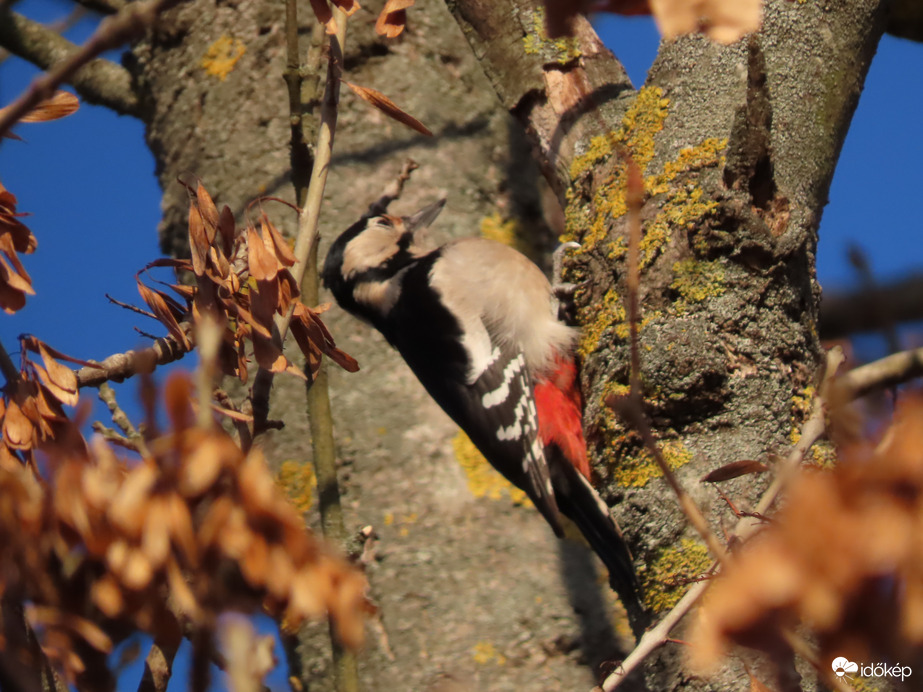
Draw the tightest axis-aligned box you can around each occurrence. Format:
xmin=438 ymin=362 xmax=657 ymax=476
xmin=378 ymin=217 xmax=393 ymax=228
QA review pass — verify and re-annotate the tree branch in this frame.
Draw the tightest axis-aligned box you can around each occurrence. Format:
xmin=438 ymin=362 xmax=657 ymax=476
xmin=0 ymin=9 xmax=139 ymax=116
xmin=75 ymin=331 xmax=190 ymax=388
xmin=74 ymin=0 xmax=127 ymax=15
xmin=820 ymin=273 xmax=923 ymax=340
xmin=0 ymin=0 xmax=183 ymax=138
xmin=887 ymin=0 xmax=923 ymax=42
xmin=445 ymin=0 xmax=633 ymax=202
xmin=835 ymin=346 xmax=923 ymax=400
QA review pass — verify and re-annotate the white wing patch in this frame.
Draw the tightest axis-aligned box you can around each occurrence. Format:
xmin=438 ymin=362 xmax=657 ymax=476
xmin=482 ymin=352 xmax=523 ymax=408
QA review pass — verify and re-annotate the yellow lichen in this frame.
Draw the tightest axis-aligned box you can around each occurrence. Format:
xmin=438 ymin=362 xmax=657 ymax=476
xmin=850 ymin=676 xmax=890 ymax=692
xmin=521 ymin=7 xmax=581 ymax=64
xmin=453 ymin=431 xmax=531 ymax=506
xmin=276 ymin=460 xmax=316 ymax=513
xmin=614 ymin=309 xmax=662 ymax=341
xmin=201 ymin=36 xmax=246 ymax=81
xmin=646 ymin=138 xmax=728 ymax=195
xmin=479 ymin=212 xmax=526 ymax=253
xmin=567 ymin=132 xmax=725 ymax=275
xmin=642 ymin=538 xmax=712 ymax=612
xmin=577 ymin=287 xmax=625 ymax=360
xmin=809 ymin=441 xmax=838 ymax=469
xmin=564 ymin=86 xmax=670 ymax=250
xmin=671 ymin=258 xmax=726 ymax=309
xmin=472 ymin=641 xmax=507 ymax=665
xmin=611 ymin=439 xmax=693 ymax=488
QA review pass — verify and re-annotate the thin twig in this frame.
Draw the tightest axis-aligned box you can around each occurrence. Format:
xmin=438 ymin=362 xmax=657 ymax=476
xmin=834 ymin=345 xmax=923 ymax=401
xmin=600 ymin=578 xmax=711 ymax=691
xmin=106 ymin=293 xmax=158 ymax=319
xmin=271 ymin=5 xmax=360 ymax=692
xmin=250 ymin=0 xmax=347 ymax=432
xmin=214 ymin=389 xmax=253 ymax=451
xmin=74 ymin=0 xmax=127 ymax=14
xmin=136 ymin=636 xmax=180 ymax=692
xmin=96 ymin=382 xmax=151 ymax=456
xmin=607 ymin=155 xmax=727 ymax=564
xmin=0 ymin=339 xmax=20 ymax=386
xmin=0 ymin=0 xmax=181 ymax=138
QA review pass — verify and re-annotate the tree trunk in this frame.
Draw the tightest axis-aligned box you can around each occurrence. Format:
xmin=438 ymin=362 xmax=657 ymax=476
xmin=447 ymin=0 xmax=886 ymax=688
xmin=133 ymin=0 xmax=634 ymax=689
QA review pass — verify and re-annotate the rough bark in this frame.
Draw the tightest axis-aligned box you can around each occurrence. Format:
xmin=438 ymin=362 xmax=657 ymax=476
xmin=132 ymin=0 xmax=630 ymax=690
xmin=447 ymin=0 xmax=887 ymax=689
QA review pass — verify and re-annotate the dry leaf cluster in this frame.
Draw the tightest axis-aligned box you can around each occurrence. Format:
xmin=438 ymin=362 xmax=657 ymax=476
xmin=136 ymin=182 xmax=358 ymax=383
xmin=0 ymin=372 xmax=368 ymax=689
xmin=0 ymin=182 xmax=38 ymax=314
xmin=1 ymin=336 xmax=93 ymax=463
xmin=0 ymin=91 xmax=80 ymax=311
xmin=691 ymin=395 xmax=923 ymax=677
xmin=305 ymin=0 xmax=416 ymax=38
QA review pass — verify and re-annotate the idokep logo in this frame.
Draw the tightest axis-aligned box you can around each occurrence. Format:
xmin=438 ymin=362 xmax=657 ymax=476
xmin=831 ymin=656 xmax=912 ymax=682
xmin=831 ymin=657 xmax=858 ymax=678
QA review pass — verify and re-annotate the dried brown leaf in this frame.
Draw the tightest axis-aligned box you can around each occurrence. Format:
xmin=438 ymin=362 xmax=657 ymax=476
xmin=0 ymin=251 xmax=34 ymax=294
xmin=247 ymin=224 xmax=279 ymax=281
xmin=137 ymin=278 xmax=191 ymax=349
xmin=35 ymin=341 xmax=78 ymax=404
xmin=108 ymin=464 xmax=156 ymax=538
xmin=649 ymin=0 xmax=761 ymax=44
xmin=0 ymin=280 xmax=26 ymax=314
xmin=0 ymin=91 xmax=79 ymax=124
xmin=748 ymin=672 xmax=776 ymax=692
xmin=21 ymin=335 xmax=105 ymax=370
xmin=2 ymin=397 xmax=34 ymax=450
xmin=218 ymin=205 xmax=236 ymax=256
xmin=309 ymin=0 xmax=335 ymax=33
xmin=332 ymin=0 xmax=360 ymax=16
xmin=196 ymin=182 xmax=219 ymax=243
xmin=251 ymin=280 xmax=279 ymax=326
xmin=262 ymin=214 xmax=296 ymax=267
xmin=189 ymin=203 xmax=208 ymax=276
xmin=343 ymin=81 xmax=432 ymax=136
xmin=375 ymin=0 xmax=414 ymax=38
xmin=31 ymin=362 xmax=78 ymax=408
xmin=179 ymin=434 xmax=231 ymax=497
xmin=91 ymin=575 xmax=124 ymax=617
xmin=702 ymin=460 xmax=768 ymax=483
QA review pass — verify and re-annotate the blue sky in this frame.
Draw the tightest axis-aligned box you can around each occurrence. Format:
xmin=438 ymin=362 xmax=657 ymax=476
xmin=1 ymin=3 xmax=922 ymax=690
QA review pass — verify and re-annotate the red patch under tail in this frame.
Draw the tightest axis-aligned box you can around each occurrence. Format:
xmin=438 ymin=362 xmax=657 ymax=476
xmin=534 ymin=352 xmax=589 ymax=480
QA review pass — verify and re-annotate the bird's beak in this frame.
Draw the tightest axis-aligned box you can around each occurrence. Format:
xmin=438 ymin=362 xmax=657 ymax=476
xmin=403 ymin=198 xmax=446 ymax=233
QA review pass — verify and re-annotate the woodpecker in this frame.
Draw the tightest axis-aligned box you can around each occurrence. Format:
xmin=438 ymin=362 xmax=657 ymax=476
xmin=322 ymin=200 xmax=641 ymax=616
